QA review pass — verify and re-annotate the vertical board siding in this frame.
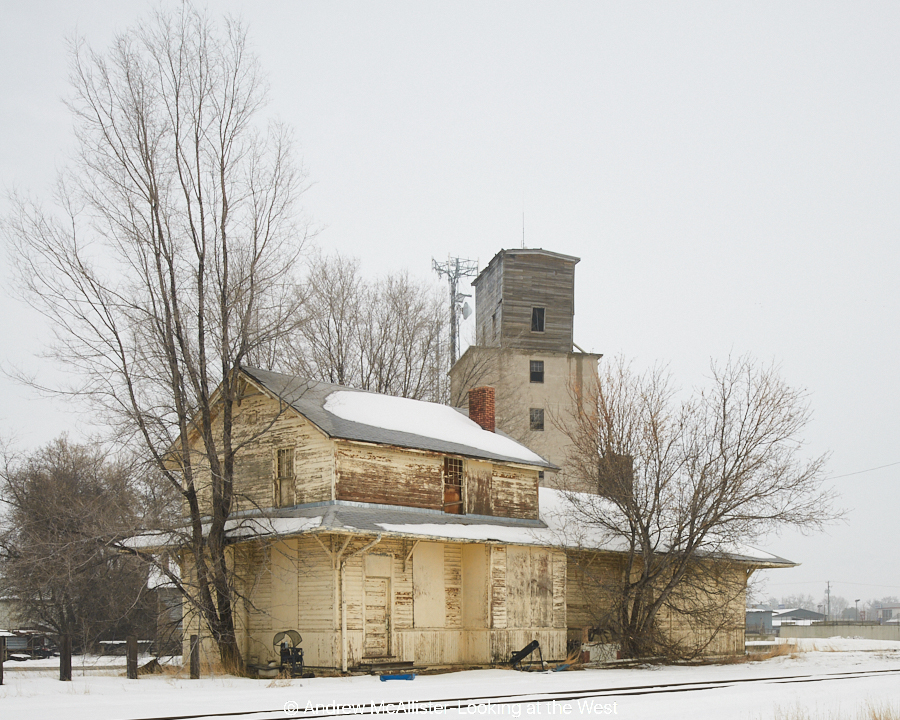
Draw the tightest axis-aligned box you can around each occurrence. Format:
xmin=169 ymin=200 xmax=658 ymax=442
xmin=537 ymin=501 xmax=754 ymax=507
xmin=412 ymin=542 xmax=445 ymax=628
xmin=343 ymin=553 xmax=364 ymax=631
xmin=392 ymin=544 xmax=414 ymax=630
xmin=490 ymin=546 xmax=507 ymax=629
xmin=530 ymin=548 xmax=552 ymax=628
xmin=506 ymin=546 xmax=530 ymax=628
xmin=364 ymin=577 xmax=390 ymax=657
xmin=444 ymin=544 xmax=462 ymax=629
xmin=552 ymin=550 xmax=567 ymax=629
xmin=461 ymin=545 xmax=489 ymax=629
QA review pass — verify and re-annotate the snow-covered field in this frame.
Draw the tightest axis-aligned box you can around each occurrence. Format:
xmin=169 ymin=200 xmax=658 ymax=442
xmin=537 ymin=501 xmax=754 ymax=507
xmin=2 ymin=638 xmax=899 ymax=720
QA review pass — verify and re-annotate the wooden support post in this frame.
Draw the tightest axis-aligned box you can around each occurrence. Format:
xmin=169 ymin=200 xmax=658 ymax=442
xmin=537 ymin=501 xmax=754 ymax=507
xmin=59 ymin=635 xmax=72 ymax=681
xmin=189 ymin=635 xmax=199 ymax=679
xmin=1 ymin=636 xmax=5 ymax=686
xmin=126 ymin=636 xmax=138 ymax=680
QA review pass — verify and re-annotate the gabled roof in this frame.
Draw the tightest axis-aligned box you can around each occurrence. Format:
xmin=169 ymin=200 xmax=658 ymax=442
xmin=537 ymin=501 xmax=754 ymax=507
xmin=240 ymin=367 xmax=555 ymax=469
xmin=773 ymin=608 xmax=824 ymax=619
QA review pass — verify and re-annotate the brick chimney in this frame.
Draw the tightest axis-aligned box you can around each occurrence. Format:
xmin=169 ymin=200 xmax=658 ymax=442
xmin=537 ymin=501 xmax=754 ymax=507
xmin=468 ymin=386 xmax=495 ymax=433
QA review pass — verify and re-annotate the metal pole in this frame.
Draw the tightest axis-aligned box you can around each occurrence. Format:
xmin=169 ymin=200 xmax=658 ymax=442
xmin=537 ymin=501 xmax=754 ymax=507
xmin=0 ymin=636 xmax=5 ymax=686
xmin=449 ymin=270 xmax=459 ymax=363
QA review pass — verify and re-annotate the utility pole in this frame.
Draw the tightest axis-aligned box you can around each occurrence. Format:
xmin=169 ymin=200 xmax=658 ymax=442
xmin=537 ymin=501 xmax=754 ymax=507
xmin=826 ymin=581 xmax=831 ymax=623
xmin=432 ymin=256 xmax=478 ymax=364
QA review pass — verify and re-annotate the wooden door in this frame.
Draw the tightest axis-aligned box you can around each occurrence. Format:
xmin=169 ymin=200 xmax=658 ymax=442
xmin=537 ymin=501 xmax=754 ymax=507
xmin=364 ymin=576 xmax=391 ymax=657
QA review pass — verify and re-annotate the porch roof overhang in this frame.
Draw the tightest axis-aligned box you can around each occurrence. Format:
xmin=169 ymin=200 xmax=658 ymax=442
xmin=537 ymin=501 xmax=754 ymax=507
xmin=219 ymin=489 xmax=796 ymax=569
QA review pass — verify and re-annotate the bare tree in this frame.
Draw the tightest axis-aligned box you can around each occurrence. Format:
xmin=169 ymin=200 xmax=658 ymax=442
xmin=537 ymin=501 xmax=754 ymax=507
xmin=765 ymin=594 xmax=818 ymax=611
xmin=295 ymin=253 xmax=364 ymax=387
xmin=3 ymin=5 xmax=308 ymax=671
xmin=561 ymin=355 xmax=839 ymax=658
xmin=292 ymin=252 xmax=449 ymax=402
xmin=0 ymin=438 xmax=155 ymax=652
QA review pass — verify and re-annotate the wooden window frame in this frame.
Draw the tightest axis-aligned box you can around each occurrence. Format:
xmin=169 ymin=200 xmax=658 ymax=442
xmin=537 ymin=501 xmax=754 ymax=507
xmin=530 ymin=360 xmax=544 ymax=383
xmin=531 ymin=307 xmax=545 ymax=333
xmin=442 ymin=456 xmax=465 ymax=514
xmin=529 ymin=408 xmax=545 ymax=431
xmin=275 ymin=447 xmax=294 ymax=508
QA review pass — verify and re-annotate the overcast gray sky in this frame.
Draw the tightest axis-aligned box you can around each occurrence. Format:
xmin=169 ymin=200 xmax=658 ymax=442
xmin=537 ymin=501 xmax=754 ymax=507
xmin=2 ymin=1 xmax=899 ymax=609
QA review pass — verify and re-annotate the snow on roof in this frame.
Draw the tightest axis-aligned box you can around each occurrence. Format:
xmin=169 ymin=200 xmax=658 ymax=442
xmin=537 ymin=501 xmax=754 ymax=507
xmin=126 ymin=515 xmax=324 ymax=550
xmin=358 ymin=488 xmax=790 ymax=565
xmin=369 ymin=488 xmax=626 ymax=550
xmin=126 ymin=487 xmax=791 ymax=568
xmin=241 ymin=367 xmax=554 ymax=468
xmin=324 ymin=390 xmax=546 ymax=465
xmin=146 ymin=564 xmax=180 ymax=589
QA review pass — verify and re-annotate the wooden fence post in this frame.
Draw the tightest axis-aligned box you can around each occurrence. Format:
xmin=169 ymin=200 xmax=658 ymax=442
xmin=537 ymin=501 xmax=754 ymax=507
xmin=126 ymin=636 xmax=138 ymax=680
xmin=59 ymin=634 xmax=72 ymax=681
xmin=189 ymin=634 xmax=199 ymax=679
xmin=1 ymin=636 xmax=5 ymax=686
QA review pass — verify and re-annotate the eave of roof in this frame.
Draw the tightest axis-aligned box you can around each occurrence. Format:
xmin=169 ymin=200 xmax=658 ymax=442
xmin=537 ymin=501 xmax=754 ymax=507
xmin=216 ymin=489 xmax=797 ymax=568
xmin=473 ymin=247 xmax=581 ymax=287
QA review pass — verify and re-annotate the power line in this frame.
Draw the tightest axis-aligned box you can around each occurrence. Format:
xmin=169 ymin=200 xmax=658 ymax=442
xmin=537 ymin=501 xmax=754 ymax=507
xmin=763 ymin=580 xmax=900 ymax=590
xmin=828 ymin=460 xmax=900 ymax=480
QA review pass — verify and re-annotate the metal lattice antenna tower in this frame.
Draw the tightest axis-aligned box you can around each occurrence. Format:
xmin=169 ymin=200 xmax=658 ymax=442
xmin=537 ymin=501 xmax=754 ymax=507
xmin=432 ymin=255 xmax=479 ymax=364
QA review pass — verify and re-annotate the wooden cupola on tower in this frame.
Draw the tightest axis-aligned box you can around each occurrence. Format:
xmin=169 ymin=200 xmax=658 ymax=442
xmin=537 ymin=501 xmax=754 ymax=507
xmin=472 ymin=248 xmax=578 ymax=352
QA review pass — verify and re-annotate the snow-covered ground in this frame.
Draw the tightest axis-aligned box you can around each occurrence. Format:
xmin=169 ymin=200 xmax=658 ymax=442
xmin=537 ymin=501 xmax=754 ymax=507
xmin=2 ymin=639 xmax=899 ymax=720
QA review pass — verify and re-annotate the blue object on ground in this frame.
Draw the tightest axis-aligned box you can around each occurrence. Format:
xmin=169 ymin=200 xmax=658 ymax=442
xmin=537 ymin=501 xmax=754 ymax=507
xmin=379 ymin=673 xmax=416 ymax=681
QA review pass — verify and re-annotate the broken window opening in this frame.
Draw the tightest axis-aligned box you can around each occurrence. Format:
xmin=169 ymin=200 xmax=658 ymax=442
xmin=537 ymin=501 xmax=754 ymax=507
xmin=531 ymin=307 xmax=545 ymax=332
xmin=530 ymin=408 xmax=545 ymax=431
xmin=443 ymin=456 xmax=464 ymax=514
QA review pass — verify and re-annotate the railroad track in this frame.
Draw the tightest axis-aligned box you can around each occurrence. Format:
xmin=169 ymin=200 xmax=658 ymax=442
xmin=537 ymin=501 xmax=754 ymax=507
xmin=121 ymin=667 xmax=900 ymax=720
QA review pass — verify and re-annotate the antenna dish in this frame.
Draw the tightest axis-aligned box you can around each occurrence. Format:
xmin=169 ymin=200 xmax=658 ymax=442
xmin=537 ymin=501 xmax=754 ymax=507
xmin=461 ymin=302 xmax=472 ymax=320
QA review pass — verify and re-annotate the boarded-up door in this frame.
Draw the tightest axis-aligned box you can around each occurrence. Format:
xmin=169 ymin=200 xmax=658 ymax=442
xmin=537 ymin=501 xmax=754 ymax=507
xmin=364 ymin=576 xmax=391 ymax=657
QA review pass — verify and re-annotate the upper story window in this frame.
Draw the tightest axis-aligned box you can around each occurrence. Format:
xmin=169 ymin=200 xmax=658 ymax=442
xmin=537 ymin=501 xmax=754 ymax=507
xmin=443 ymin=456 xmax=464 ymax=514
xmin=275 ymin=447 xmax=294 ymax=507
xmin=531 ymin=307 xmax=545 ymax=332
xmin=530 ymin=360 xmax=544 ymax=383
xmin=530 ymin=408 xmax=545 ymax=431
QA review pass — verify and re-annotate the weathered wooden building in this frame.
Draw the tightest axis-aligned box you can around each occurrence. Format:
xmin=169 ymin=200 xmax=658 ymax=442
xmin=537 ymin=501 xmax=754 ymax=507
xmin=183 ymin=368 xmax=571 ymax=670
xmin=181 ymin=366 xmax=792 ymax=670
